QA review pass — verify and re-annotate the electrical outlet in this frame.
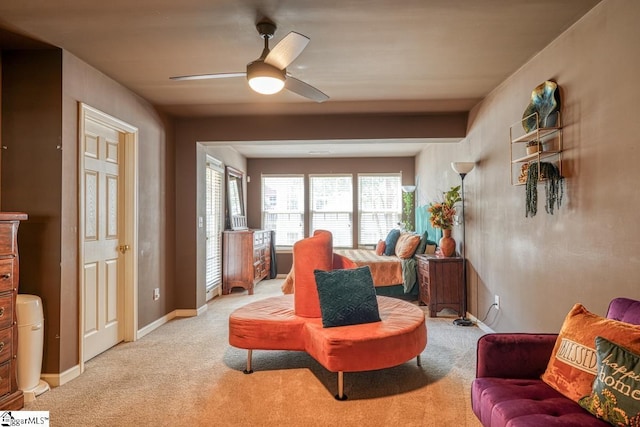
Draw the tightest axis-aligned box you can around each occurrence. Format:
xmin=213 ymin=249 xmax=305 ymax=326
xmin=494 ymin=295 xmax=500 ymax=311
xmin=153 ymin=288 xmax=160 ymax=301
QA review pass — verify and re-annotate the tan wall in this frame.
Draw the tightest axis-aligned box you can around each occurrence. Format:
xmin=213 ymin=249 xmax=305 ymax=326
xmin=416 ymin=0 xmax=640 ymax=333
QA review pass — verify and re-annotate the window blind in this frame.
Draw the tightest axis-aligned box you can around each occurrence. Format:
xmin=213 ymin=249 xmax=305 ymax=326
xmin=358 ymin=174 xmax=402 ymax=245
xmin=205 ymin=159 xmax=224 ymax=290
xmin=310 ymin=175 xmax=353 ymax=247
xmin=262 ymin=175 xmax=305 ymax=247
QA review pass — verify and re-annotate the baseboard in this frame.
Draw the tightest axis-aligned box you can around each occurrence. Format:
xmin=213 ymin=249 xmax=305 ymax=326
xmin=41 ymin=364 xmax=81 ymax=388
xmin=137 ymin=312 xmax=176 ymax=339
xmin=468 ymin=313 xmax=495 ymax=333
xmin=175 ymin=304 xmax=208 ymax=318
xmin=137 ymin=305 xmax=208 ymax=339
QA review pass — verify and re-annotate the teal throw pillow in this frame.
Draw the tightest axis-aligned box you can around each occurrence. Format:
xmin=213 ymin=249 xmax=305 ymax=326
xmin=383 ymin=229 xmax=401 ymax=256
xmin=415 ymin=231 xmax=429 ymax=255
xmin=314 ymin=266 xmax=381 ymax=328
xmin=578 ymin=336 xmax=640 ymax=426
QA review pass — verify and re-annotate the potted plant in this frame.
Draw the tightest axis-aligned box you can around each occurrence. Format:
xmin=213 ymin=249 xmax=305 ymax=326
xmin=428 ymin=186 xmax=460 ymax=256
xmin=526 ymin=140 xmax=543 ymax=155
xmin=401 ymin=190 xmax=415 ymax=231
xmin=525 ymin=161 xmax=564 ymax=217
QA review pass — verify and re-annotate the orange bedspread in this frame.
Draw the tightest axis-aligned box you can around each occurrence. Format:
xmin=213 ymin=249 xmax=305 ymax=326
xmin=333 ymin=249 xmax=403 ymax=287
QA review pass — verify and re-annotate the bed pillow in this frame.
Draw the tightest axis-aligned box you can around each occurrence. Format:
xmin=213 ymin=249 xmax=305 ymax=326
xmin=383 ymin=229 xmax=401 ymax=256
xmin=541 ymin=303 xmax=640 ymax=403
xmin=415 ymin=231 xmax=429 ymax=255
xmin=313 ymin=266 xmax=381 ymax=328
xmin=395 ymin=233 xmax=421 ymax=259
xmin=579 ymin=336 xmax=640 ymax=426
xmin=375 ymin=240 xmax=386 ymax=256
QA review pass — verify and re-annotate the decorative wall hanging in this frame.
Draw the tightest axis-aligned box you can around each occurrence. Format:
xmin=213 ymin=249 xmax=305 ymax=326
xmin=525 ymin=162 xmax=564 ymax=217
xmin=522 ymin=80 xmax=561 ymax=132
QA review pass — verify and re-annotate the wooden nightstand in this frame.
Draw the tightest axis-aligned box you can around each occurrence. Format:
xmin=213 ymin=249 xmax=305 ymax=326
xmin=415 ymin=254 xmax=463 ymax=318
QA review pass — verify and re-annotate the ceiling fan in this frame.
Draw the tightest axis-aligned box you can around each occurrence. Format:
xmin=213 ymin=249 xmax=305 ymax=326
xmin=170 ymin=21 xmax=329 ymax=103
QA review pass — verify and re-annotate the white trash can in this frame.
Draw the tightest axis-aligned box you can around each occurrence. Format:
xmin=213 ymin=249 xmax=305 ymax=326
xmin=16 ymin=294 xmax=50 ymax=402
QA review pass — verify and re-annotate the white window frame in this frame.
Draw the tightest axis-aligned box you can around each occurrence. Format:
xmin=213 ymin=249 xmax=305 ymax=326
xmin=309 ymin=174 xmax=353 ymax=248
xmin=261 ymin=174 xmax=305 ymax=248
xmin=205 ymin=156 xmax=225 ymax=300
xmin=358 ymin=173 xmax=402 ymax=247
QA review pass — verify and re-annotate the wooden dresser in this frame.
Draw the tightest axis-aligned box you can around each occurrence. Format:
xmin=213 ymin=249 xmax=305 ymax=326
xmin=0 ymin=212 xmax=27 ymax=410
xmin=222 ymin=229 xmax=271 ymax=295
xmin=416 ymin=254 xmax=463 ymax=318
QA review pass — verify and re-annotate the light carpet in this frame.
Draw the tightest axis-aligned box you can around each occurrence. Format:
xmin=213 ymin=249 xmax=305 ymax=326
xmin=26 ymin=279 xmax=485 ymax=426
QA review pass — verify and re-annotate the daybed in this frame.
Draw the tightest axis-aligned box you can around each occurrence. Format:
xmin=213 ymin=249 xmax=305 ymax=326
xmin=229 ymin=230 xmax=427 ymax=400
xmin=472 ymin=297 xmax=640 ymax=427
xmin=282 ymin=230 xmax=430 ymax=297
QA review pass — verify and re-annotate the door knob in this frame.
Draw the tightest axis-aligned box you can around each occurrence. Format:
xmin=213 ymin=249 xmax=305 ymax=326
xmin=118 ymin=244 xmax=130 ymax=254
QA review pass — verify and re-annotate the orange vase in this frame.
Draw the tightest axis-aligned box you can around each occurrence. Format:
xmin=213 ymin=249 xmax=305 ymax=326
xmin=439 ymin=229 xmax=456 ymax=257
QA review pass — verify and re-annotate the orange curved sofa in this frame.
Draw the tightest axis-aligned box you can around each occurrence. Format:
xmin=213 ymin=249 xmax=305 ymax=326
xmin=229 ymin=230 xmax=427 ymax=399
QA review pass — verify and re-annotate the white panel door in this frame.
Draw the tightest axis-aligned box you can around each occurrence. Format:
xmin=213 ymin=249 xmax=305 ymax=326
xmin=82 ymin=118 xmax=124 ymax=362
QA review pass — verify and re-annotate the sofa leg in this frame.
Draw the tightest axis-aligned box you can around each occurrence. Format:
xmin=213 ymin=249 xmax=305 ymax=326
xmin=243 ymin=349 xmax=254 ymax=374
xmin=334 ymin=371 xmax=348 ymax=401
xmin=417 ymin=355 xmax=422 ymax=367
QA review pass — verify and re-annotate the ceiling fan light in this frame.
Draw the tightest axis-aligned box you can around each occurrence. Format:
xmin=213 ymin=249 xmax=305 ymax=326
xmin=248 ymin=76 xmax=285 ymax=94
xmin=247 ymin=61 xmax=285 ymax=95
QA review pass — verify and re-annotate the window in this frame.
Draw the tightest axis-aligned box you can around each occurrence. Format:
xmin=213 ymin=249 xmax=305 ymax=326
xmin=205 ymin=157 xmax=224 ymax=296
xmin=262 ymin=175 xmax=305 ymax=246
xmin=358 ymin=174 xmax=402 ymax=246
xmin=310 ymin=175 xmax=353 ymax=247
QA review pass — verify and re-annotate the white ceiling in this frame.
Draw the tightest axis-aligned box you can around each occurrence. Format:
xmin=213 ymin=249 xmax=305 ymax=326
xmin=0 ymin=0 xmax=601 ymax=157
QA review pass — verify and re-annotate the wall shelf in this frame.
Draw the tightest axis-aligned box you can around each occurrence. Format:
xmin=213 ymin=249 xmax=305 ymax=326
xmin=510 ymin=111 xmax=563 ymax=186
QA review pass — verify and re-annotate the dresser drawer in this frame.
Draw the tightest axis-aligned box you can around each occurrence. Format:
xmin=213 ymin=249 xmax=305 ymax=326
xmin=0 ymin=223 xmax=17 ymax=255
xmin=0 ymin=361 xmax=9 ymax=397
xmin=416 ymin=256 xmax=430 ymax=274
xmin=0 ymin=260 xmax=14 ymax=294
xmin=0 ymin=295 xmax=12 ymax=330
xmin=0 ymin=328 xmax=12 ymax=365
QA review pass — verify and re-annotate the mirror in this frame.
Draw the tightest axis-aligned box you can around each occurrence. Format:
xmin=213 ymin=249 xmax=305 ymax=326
xmin=226 ymin=166 xmax=247 ymax=230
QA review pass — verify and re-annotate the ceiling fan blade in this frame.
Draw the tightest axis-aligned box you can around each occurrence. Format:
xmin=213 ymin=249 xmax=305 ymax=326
xmin=170 ymin=72 xmax=246 ymax=81
xmin=285 ymin=76 xmax=329 ymax=103
xmin=264 ymin=32 xmax=309 ymax=70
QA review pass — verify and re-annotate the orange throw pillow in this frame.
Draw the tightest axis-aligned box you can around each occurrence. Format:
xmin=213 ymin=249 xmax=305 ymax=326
xmin=395 ymin=233 xmax=421 ymax=259
xmin=375 ymin=240 xmax=386 ymax=256
xmin=541 ymin=303 xmax=640 ymax=403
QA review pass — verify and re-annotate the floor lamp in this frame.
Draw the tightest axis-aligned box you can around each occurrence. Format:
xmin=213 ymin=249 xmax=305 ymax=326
xmin=451 ymin=162 xmax=475 ymax=327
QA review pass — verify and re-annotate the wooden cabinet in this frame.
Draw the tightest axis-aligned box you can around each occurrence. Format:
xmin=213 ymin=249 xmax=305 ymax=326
xmin=416 ymin=255 xmax=463 ymax=318
xmin=0 ymin=212 xmax=27 ymax=410
xmin=222 ymin=229 xmax=271 ymax=295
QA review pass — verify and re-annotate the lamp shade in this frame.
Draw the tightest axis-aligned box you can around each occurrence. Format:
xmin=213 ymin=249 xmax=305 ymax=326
xmin=401 ymin=185 xmax=416 ymax=193
xmin=247 ymin=61 xmax=285 ymax=95
xmin=451 ymin=162 xmax=475 ymax=175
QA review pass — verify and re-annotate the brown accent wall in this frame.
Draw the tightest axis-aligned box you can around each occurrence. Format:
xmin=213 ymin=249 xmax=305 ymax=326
xmin=1 ymin=49 xmax=64 ymax=374
xmin=416 ymin=0 xmax=640 ymax=333
xmin=61 ymin=52 xmax=175 ymax=371
xmin=1 ymin=47 xmax=175 ymax=374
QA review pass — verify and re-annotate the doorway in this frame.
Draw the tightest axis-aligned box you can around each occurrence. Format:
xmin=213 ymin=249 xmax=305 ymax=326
xmin=78 ymin=103 xmax=138 ymax=368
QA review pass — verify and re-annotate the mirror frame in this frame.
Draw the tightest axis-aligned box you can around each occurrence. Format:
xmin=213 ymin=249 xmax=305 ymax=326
xmin=225 ymin=166 xmax=248 ymax=230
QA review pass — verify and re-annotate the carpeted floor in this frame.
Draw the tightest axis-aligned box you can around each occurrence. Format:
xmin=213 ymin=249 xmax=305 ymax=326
xmin=26 ymin=279 xmax=485 ymax=426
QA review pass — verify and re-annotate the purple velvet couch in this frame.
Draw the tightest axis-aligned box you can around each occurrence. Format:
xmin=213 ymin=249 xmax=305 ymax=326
xmin=471 ymin=297 xmax=640 ymax=427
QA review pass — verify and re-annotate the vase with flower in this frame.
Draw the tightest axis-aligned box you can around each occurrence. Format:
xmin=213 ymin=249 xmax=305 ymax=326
xmin=427 ymin=186 xmax=461 ymax=257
